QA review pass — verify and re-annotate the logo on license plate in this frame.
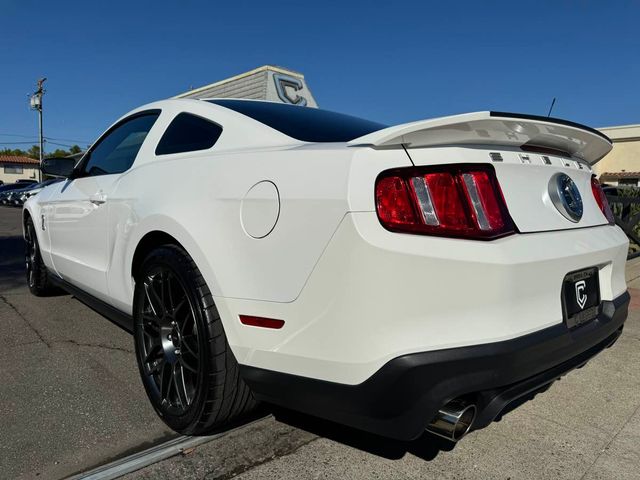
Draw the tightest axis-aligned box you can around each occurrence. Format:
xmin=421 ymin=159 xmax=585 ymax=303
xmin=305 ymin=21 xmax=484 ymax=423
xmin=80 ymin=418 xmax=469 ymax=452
xmin=575 ymin=280 xmax=587 ymax=309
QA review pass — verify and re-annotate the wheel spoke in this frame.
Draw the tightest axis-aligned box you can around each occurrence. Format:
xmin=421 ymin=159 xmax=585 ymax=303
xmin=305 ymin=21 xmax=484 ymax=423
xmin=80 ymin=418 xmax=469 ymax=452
xmin=181 ymin=334 xmax=198 ymax=357
xmin=148 ymin=355 xmax=164 ymax=376
xmin=159 ymin=361 xmax=172 ymax=403
xmin=179 ymin=354 xmax=198 ymax=373
xmin=142 ymin=318 xmax=161 ymax=340
xmin=172 ymin=297 xmax=187 ymax=318
xmin=173 ymin=364 xmax=189 ymax=408
xmin=166 ymin=273 xmax=175 ymax=313
xmin=159 ymin=271 xmax=166 ymax=308
xmin=144 ymin=344 xmax=162 ymax=364
xmin=144 ymin=279 xmax=164 ymax=317
xmin=180 ymin=309 xmax=196 ymax=335
xmin=143 ymin=313 xmax=160 ymax=322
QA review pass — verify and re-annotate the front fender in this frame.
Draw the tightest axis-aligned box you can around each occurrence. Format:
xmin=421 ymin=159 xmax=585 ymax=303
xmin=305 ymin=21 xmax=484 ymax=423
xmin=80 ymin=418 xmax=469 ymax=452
xmin=22 ymin=197 xmax=47 ymax=253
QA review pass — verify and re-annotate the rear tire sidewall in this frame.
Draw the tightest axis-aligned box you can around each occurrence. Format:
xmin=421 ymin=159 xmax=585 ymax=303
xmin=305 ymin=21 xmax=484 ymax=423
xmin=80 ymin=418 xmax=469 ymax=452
xmin=133 ymin=247 xmax=211 ymax=434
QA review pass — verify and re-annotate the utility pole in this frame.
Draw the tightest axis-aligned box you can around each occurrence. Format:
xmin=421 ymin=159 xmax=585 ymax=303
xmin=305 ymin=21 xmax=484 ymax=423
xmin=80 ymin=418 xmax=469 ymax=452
xmin=29 ymin=78 xmax=46 ymax=181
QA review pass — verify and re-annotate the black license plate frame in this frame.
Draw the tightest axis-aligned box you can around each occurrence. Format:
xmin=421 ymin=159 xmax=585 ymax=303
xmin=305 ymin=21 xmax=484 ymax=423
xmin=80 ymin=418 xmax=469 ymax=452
xmin=561 ymin=267 xmax=600 ymax=329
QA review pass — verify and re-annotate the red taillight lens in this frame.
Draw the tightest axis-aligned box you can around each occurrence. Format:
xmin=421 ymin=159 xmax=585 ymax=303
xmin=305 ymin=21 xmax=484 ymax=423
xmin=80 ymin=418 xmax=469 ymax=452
xmin=375 ymin=176 xmax=418 ymax=227
xmin=462 ymin=171 xmax=507 ymax=231
xmin=375 ymin=165 xmax=515 ymax=239
xmin=422 ymin=173 xmax=472 ymax=231
xmin=590 ymin=176 xmax=615 ymax=224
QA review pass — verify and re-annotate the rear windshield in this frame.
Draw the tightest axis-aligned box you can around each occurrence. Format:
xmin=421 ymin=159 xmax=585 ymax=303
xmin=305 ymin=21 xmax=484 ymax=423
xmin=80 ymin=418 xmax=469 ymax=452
xmin=208 ymin=99 xmax=386 ymax=142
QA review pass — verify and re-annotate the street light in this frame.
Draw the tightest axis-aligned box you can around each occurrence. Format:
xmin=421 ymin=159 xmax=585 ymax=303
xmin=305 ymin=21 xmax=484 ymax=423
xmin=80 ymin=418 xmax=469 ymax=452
xmin=30 ymin=94 xmax=41 ymax=109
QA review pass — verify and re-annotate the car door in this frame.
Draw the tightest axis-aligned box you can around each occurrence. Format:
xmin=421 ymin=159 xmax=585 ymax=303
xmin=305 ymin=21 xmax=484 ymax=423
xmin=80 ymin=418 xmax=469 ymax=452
xmin=47 ymin=111 xmax=160 ymax=301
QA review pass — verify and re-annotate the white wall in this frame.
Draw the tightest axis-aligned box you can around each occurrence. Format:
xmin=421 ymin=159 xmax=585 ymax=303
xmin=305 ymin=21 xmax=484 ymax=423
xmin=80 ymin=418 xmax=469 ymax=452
xmin=0 ymin=164 xmax=38 ymax=184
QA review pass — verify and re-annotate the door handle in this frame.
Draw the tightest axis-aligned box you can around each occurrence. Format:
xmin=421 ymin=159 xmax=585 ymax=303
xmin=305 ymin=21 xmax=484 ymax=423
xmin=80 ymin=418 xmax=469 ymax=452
xmin=90 ymin=192 xmax=107 ymax=205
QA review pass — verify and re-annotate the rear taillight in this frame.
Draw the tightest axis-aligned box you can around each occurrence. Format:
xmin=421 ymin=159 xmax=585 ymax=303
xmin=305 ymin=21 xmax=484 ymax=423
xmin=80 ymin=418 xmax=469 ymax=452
xmin=375 ymin=165 xmax=515 ymax=239
xmin=590 ymin=176 xmax=615 ymax=224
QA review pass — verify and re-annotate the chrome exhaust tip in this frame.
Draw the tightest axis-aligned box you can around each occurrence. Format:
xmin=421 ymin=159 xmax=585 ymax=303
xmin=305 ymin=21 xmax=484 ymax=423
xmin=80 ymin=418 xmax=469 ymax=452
xmin=425 ymin=400 xmax=477 ymax=442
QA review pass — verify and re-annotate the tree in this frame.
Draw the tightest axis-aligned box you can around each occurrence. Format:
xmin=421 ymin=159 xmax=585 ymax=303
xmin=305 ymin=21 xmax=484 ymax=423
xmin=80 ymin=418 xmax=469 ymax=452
xmin=27 ymin=145 xmax=41 ymax=159
xmin=50 ymin=149 xmax=68 ymax=158
xmin=0 ymin=148 xmax=29 ymax=157
xmin=0 ymin=145 xmax=82 ymax=159
xmin=0 ymin=143 xmax=84 ymax=159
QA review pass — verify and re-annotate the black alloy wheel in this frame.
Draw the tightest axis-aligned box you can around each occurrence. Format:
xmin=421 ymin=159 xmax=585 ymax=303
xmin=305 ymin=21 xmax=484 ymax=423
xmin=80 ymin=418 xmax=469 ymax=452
xmin=139 ymin=266 xmax=200 ymax=415
xmin=133 ymin=245 xmax=256 ymax=434
xmin=24 ymin=216 xmax=52 ymax=296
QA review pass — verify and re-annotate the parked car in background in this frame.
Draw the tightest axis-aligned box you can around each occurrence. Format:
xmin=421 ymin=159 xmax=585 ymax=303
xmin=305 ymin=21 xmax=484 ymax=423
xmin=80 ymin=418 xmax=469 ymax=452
xmin=10 ymin=179 xmax=62 ymax=207
xmin=1 ymin=190 xmax=24 ymax=206
xmin=0 ymin=185 xmax=30 ymax=205
xmin=0 ymin=179 xmax=37 ymax=194
xmin=24 ymin=99 xmax=628 ymax=443
xmin=0 ymin=173 xmax=69 ymax=206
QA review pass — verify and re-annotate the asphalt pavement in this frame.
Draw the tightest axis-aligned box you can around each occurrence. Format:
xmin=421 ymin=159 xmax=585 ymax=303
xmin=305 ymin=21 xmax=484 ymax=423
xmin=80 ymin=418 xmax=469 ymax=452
xmin=0 ymin=207 xmax=176 ymax=479
xmin=1 ymin=205 xmax=639 ymax=479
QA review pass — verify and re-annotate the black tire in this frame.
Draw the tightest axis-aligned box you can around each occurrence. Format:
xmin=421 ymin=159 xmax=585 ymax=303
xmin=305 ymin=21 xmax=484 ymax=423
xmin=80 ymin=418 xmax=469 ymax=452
xmin=133 ymin=244 xmax=256 ymax=435
xmin=24 ymin=216 xmax=54 ymax=296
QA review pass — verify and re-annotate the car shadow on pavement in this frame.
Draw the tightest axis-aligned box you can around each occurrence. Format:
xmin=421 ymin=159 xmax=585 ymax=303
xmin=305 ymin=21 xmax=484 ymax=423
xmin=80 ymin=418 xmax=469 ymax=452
xmin=0 ymin=235 xmax=67 ymax=295
xmin=270 ymin=406 xmax=457 ymax=461
xmin=0 ymin=235 xmax=30 ymax=292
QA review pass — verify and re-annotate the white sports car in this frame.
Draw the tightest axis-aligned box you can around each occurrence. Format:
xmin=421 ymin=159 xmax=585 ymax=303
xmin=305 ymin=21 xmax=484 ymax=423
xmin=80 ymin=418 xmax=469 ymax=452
xmin=25 ymin=99 xmax=629 ymax=442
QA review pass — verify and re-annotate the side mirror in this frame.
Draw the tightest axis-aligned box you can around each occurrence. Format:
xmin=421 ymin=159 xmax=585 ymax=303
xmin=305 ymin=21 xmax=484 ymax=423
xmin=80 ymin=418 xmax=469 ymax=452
xmin=41 ymin=157 xmax=77 ymax=178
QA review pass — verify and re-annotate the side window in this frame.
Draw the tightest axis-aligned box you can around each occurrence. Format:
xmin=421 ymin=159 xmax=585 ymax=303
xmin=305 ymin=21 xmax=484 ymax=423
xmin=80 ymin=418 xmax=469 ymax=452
xmin=155 ymin=113 xmax=223 ymax=155
xmin=83 ymin=112 xmax=159 ymax=176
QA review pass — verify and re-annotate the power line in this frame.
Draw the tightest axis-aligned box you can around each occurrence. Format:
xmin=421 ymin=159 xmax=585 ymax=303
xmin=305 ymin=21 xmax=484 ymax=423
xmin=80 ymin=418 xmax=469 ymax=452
xmin=46 ymin=136 xmax=91 ymax=144
xmin=1 ymin=140 xmax=82 ymax=150
xmin=46 ymin=141 xmax=79 ymax=148
xmin=0 ymin=133 xmax=39 ymax=139
xmin=0 ymin=133 xmax=91 ymax=144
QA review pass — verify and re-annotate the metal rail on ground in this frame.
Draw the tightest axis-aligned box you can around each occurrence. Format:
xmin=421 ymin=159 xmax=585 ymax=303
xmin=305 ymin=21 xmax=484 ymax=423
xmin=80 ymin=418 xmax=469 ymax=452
xmin=66 ymin=420 xmax=262 ymax=480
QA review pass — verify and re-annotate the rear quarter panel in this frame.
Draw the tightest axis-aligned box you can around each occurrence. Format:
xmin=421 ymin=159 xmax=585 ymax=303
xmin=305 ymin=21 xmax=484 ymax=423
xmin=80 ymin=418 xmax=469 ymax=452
xmin=109 ymin=144 xmax=358 ymax=310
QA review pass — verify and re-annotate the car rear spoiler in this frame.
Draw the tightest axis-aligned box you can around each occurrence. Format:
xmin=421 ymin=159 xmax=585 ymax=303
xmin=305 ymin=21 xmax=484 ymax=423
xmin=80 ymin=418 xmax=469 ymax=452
xmin=349 ymin=111 xmax=612 ymax=164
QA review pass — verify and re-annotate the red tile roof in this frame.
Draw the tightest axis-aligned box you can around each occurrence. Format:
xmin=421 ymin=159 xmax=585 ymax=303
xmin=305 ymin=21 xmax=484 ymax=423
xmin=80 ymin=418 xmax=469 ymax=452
xmin=0 ymin=155 xmax=40 ymax=166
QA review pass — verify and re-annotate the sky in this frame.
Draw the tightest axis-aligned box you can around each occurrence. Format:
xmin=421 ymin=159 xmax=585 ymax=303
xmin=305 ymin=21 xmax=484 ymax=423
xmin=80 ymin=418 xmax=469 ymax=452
xmin=1 ymin=0 xmax=639 ymax=153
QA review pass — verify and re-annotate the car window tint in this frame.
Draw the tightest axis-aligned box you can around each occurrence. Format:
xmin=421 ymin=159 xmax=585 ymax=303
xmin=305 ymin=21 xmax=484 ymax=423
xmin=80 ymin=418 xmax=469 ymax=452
xmin=156 ymin=113 xmax=223 ymax=155
xmin=83 ymin=112 xmax=159 ymax=176
xmin=207 ymin=99 xmax=387 ymax=142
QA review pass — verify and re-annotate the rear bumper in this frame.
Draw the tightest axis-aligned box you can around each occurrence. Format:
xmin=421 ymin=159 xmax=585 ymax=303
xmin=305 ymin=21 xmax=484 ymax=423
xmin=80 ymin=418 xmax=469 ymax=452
xmin=241 ymin=291 xmax=629 ymax=441
xmin=222 ymin=214 xmax=629 ymax=386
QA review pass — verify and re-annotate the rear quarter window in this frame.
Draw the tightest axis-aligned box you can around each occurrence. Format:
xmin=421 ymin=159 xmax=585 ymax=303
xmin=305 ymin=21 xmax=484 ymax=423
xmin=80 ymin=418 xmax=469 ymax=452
xmin=207 ymin=99 xmax=386 ymax=143
xmin=156 ymin=113 xmax=223 ymax=155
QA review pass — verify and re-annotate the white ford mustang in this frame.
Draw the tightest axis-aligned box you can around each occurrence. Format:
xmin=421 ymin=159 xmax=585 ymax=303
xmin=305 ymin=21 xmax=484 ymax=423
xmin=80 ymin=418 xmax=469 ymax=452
xmin=24 ymin=99 xmax=629 ymax=442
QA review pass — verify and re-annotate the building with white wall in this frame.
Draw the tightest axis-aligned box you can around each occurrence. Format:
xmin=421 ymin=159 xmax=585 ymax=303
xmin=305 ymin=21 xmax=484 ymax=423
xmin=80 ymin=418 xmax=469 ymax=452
xmin=0 ymin=156 xmax=39 ymax=184
xmin=594 ymin=124 xmax=640 ymax=185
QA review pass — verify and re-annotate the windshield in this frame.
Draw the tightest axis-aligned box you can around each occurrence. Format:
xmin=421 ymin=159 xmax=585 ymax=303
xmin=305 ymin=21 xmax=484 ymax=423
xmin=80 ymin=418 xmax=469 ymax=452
xmin=208 ymin=99 xmax=386 ymax=143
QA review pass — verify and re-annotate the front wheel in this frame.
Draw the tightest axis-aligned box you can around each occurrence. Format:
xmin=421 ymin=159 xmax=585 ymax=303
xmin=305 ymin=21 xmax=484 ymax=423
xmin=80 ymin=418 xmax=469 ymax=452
xmin=133 ymin=245 xmax=256 ymax=434
xmin=24 ymin=216 xmax=54 ymax=296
